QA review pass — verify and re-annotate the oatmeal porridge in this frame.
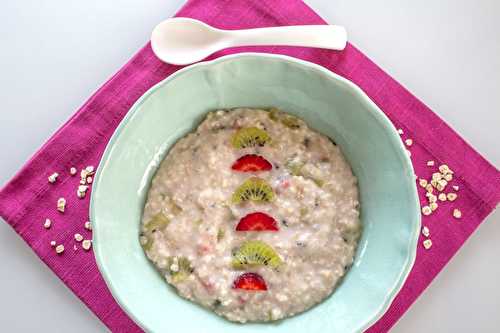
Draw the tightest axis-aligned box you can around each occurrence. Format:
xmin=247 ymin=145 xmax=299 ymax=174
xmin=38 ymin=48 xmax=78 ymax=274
xmin=140 ymin=108 xmax=361 ymax=322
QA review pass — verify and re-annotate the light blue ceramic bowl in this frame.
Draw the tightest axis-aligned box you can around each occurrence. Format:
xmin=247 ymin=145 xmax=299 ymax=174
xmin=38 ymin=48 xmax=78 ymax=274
xmin=91 ymin=53 xmax=420 ymax=333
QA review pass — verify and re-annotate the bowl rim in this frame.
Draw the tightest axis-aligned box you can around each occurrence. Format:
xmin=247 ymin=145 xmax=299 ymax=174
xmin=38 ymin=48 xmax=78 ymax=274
xmin=90 ymin=52 xmax=421 ymax=333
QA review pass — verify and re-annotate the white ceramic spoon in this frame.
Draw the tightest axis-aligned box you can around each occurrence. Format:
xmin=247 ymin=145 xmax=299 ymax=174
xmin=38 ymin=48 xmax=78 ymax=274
xmin=151 ymin=18 xmax=347 ymax=65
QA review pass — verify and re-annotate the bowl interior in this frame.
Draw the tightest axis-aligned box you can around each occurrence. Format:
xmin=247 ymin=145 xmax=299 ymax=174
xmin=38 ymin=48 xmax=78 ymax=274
xmin=91 ymin=53 xmax=420 ymax=333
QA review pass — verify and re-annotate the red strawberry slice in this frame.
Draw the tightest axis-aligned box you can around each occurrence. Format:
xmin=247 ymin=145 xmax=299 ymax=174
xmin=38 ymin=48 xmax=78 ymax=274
xmin=236 ymin=212 xmax=279 ymax=232
xmin=233 ymin=272 xmax=267 ymax=291
xmin=231 ymin=154 xmax=272 ymax=172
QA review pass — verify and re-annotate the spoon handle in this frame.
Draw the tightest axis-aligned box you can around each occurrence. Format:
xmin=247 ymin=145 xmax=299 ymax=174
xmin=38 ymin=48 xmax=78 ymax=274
xmin=223 ymin=25 xmax=347 ymax=50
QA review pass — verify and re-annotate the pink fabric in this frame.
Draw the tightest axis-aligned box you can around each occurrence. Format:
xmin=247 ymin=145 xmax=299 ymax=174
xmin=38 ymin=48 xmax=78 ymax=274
xmin=1 ymin=0 xmax=499 ymax=332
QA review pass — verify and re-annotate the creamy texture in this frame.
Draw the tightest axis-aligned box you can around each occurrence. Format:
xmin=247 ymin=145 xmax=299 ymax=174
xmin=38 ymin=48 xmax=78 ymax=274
xmin=140 ymin=108 xmax=361 ymax=322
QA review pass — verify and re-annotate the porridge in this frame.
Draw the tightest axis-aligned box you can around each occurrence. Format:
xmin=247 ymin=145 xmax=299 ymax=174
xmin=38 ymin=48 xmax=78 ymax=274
xmin=140 ymin=108 xmax=361 ymax=322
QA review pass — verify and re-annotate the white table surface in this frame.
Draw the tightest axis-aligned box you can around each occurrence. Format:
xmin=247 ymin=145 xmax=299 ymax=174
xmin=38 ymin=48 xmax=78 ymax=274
xmin=1 ymin=0 xmax=499 ymax=332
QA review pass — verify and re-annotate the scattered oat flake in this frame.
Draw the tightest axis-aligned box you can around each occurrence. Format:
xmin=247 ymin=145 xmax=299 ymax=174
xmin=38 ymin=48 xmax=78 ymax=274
xmin=57 ymin=198 xmax=66 ymax=213
xmin=74 ymin=233 xmax=83 ymax=242
xmin=419 ymin=179 xmax=428 ymax=188
xmin=423 ymin=239 xmax=433 ymax=250
xmin=397 ymin=128 xmax=404 ymax=135
xmin=405 ymin=138 xmax=413 ymax=146
xmin=70 ymin=167 xmax=77 ymax=176
xmin=438 ymin=193 xmax=447 ymax=201
xmin=444 ymin=173 xmax=453 ymax=181
xmin=422 ymin=206 xmax=432 ymax=216
xmin=452 ymin=185 xmax=459 ymax=191
xmin=429 ymin=195 xmax=437 ymax=203
xmin=425 ymin=184 xmax=433 ymax=193
xmin=86 ymin=176 xmax=93 ymax=184
xmin=55 ymin=244 xmax=65 ymax=254
xmin=85 ymin=166 xmax=95 ymax=173
xmin=82 ymin=240 xmax=92 ymax=251
xmin=77 ymin=185 xmax=89 ymax=199
xmin=427 ymin=160 xmax=435 ymax=166
xmin=48 ymin=172 xmax=59 ymax=183
xmin=422 ymin=226 xmax=430 ymax=237
xmin=432 ymin=173 xmax=442 ymax=181
xmin=447 ymin=193 xmax=458 ymax=201
xmin=84 ymin=221 xmax=92 ymax=231
xmin=43 ymin=218 xmax=51 ymax=229
xmin=50 ymin=241 xmax=56 ymax=247
xmin=80 ymin=169 xmax=89 ymax=180
xmin=436 ymin=181 xmax=446 ymax=191
xmin=439 ymin=164 xmax=453 ymax=175
xmin=453 ymin=208 xmax=462 ymax=219
xmin=439 ymin=164 xmax=449 ymax=173
xmin=430 ymin=202 xmax=438 ymax=211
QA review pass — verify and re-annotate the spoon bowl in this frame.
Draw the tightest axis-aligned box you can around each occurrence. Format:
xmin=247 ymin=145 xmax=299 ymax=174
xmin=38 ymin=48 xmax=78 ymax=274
xmin=152 ymin=18 xmax=225 ymax=65
xmin=151 ymin=18 xmax=347 ymax=65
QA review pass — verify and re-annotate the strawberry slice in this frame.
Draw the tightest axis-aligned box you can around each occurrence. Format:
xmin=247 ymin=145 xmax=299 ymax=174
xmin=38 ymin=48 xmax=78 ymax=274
xmin=236 ymin=212 xmax=279 ymax=231
xmin=233 ymin=272 xmax=267 ymax=291
xmin=231 ymin=154 xmax=272 ymax=172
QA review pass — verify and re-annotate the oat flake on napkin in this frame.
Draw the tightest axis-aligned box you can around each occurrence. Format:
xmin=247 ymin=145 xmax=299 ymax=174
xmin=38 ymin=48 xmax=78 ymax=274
xmin=0 ymin=0 xmax=499 ymax=332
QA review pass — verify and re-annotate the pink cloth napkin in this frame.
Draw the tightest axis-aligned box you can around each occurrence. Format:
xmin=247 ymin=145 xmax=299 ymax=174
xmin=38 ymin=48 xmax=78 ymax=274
xmin=1 ymin=0 xmax=499 ymax=332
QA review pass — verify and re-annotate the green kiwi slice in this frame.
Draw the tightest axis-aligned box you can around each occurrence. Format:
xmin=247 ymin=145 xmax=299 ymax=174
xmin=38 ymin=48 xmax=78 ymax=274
xmin=141 ymin=212 xmax=170 ymax=251
xmin=217 ymin=228 xmax=225 ymax=242
xmin=285 ymin=158 xmax=325 ymax=188
xmin=285 ymin=158 xmax=304 ymax=176
xmin=231 ymin=177 xmax=275 ymax=204
xmin=280 ymin=115 xmax=301 ymax=129
xmin=139 ymin=235 xmax=153 ymax=251
xmin=168 ymin=256 xmax=194 ymax=283
xmin=144 ymin=212 xmax=170 ymax=233
xmin=231 ymin=240 xmax=282 ymax=269
xmin=231 ymin=127 xmax=271 ymax=148
xmin=267 ymin=108 xmax=301 ymax=129
xmin=268 ymin=107 xmax=280 ymax=121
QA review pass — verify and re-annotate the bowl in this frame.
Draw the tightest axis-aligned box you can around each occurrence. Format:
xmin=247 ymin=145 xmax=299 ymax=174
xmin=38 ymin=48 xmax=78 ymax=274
xmin=91 ymin=53 xmax=420 ymax=333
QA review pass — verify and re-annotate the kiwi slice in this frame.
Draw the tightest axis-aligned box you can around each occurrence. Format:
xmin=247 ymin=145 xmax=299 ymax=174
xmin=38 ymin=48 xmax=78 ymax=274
xmin=281 ymin=115 xmax=301 ymax=129
xmin=217 ymin=228 xmax=225 ymax=242
xmin=285 ymin=158 xmax=325 ymax=187
xmin=163 ymin=196 xmax=182 ymax=215
xmin=300 ymin=207 xmax=309 ymax=217
xmin=231 ymin=127 xmax=271 ymax=148
xmin=141 ymin=212 xmax=170 ymax=251
xmin=232 ymin=240 xmax=282 ymax=269
xmin=144 ymin=212 xmax=170 ymax=233
xmin=231 ymin=177 xmax=275 ymax=204
xmin=312 ymin=178 xmax=325 ymax=187
xmin=267 ymin=108 xmax=301 ymax=129
xmin=139 ymin=234 xmax=153 ymax=251
xmin=268 ymin=107 xmax=280 ymax=121
xmin=267 ymin=309 xmax=274 ymax=321
xmin=169 ymin=201 xmax=182 ymax=215
xmin=168 ymin=256 xmax=194 ymax=283
xmin=285 ymin=159 xmax=304 ymax=176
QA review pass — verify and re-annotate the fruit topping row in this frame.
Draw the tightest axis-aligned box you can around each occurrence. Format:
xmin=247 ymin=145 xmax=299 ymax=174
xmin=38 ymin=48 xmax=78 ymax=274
xmin=230 ymin=127 xmax=281 ymax=292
